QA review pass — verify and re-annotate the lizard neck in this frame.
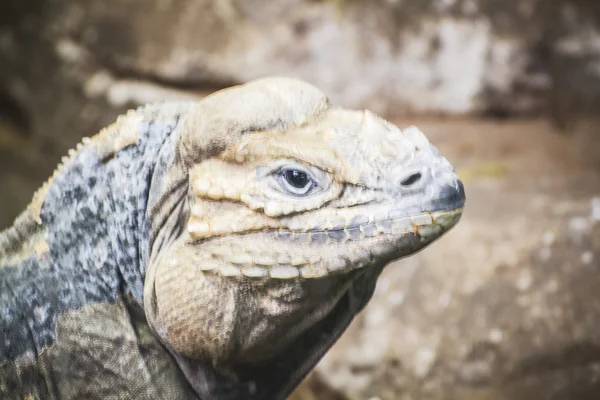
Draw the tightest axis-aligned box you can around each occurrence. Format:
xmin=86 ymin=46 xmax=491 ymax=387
xmin=165 ymin=266 xmax=383 ymax=400
xmin=0 ymin=113 xmax=181 ymax=362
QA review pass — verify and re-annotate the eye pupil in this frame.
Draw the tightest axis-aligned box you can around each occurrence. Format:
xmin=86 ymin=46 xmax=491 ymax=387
xmin=284 ymin=169 xmax=309 ymax=188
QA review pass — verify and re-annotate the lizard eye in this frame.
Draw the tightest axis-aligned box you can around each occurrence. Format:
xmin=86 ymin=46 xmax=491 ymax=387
xmin=277 ymin=167 xmax=316 ymax=196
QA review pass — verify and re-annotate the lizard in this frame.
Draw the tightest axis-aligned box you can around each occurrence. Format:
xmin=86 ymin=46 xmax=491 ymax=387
xmin=0 ymin=77 xmax=465 ymax=400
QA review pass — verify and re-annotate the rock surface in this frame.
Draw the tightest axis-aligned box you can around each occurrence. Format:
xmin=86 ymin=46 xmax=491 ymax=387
xmin=2 ymin=0 xmax=600 ymax=124
xmin=291 ymin=119 xmax=600 ymax=400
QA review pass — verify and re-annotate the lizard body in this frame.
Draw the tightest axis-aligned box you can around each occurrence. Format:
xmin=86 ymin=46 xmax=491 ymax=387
xmin=0 ymin=78 xmax=465 ymax=399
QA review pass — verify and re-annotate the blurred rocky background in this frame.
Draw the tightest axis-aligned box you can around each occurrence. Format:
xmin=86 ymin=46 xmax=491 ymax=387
xmin=1 ymin=0 xmax=600 ymax=399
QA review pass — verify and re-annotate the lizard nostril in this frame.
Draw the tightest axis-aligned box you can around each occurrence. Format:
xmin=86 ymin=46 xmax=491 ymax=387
xmin=400 ymin=172 xmax=422 ymax=187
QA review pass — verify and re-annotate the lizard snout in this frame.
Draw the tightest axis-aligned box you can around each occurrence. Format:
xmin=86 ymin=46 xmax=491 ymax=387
xmin=432 ymin=179 xmax=465 ymax=211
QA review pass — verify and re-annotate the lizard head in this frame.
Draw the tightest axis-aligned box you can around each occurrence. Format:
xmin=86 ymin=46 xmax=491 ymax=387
xmin=145 ymin=78 xmax=465 ymax=368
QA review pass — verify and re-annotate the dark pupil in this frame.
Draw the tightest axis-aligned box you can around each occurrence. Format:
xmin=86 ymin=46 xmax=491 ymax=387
xmin=284 ymin=169 xmax=309 ymax=189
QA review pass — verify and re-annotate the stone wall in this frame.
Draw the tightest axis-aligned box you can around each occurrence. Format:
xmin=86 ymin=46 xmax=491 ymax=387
xmin=2 ymin=0 xmax=600 ymax=143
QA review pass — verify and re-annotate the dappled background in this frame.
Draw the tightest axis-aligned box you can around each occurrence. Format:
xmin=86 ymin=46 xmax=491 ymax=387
xmin=1 ymin=1 xmax=600 ymax=399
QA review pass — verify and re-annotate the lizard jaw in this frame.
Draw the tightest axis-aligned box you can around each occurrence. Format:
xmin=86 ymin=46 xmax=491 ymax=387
xmin=181 ymin=206 xmax=463 ymax=280
xmin=149 ymin=206 xmax=463 ymax=362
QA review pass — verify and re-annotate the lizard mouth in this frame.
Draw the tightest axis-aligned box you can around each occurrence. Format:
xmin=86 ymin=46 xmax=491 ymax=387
xmin=272 ymin=207 xmax=464 ymax=242
xmin=189 ymin=207 xmax=463 ymax=280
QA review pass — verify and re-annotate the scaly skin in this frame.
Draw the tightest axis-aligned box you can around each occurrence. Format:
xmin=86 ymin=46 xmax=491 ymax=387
xmin=0 ymin=77 xmax=465 ymax=400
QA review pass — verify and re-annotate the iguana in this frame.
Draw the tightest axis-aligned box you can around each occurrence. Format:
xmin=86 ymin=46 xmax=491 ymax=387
xmin=0 ymin=77 xmax=465 ymax=400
